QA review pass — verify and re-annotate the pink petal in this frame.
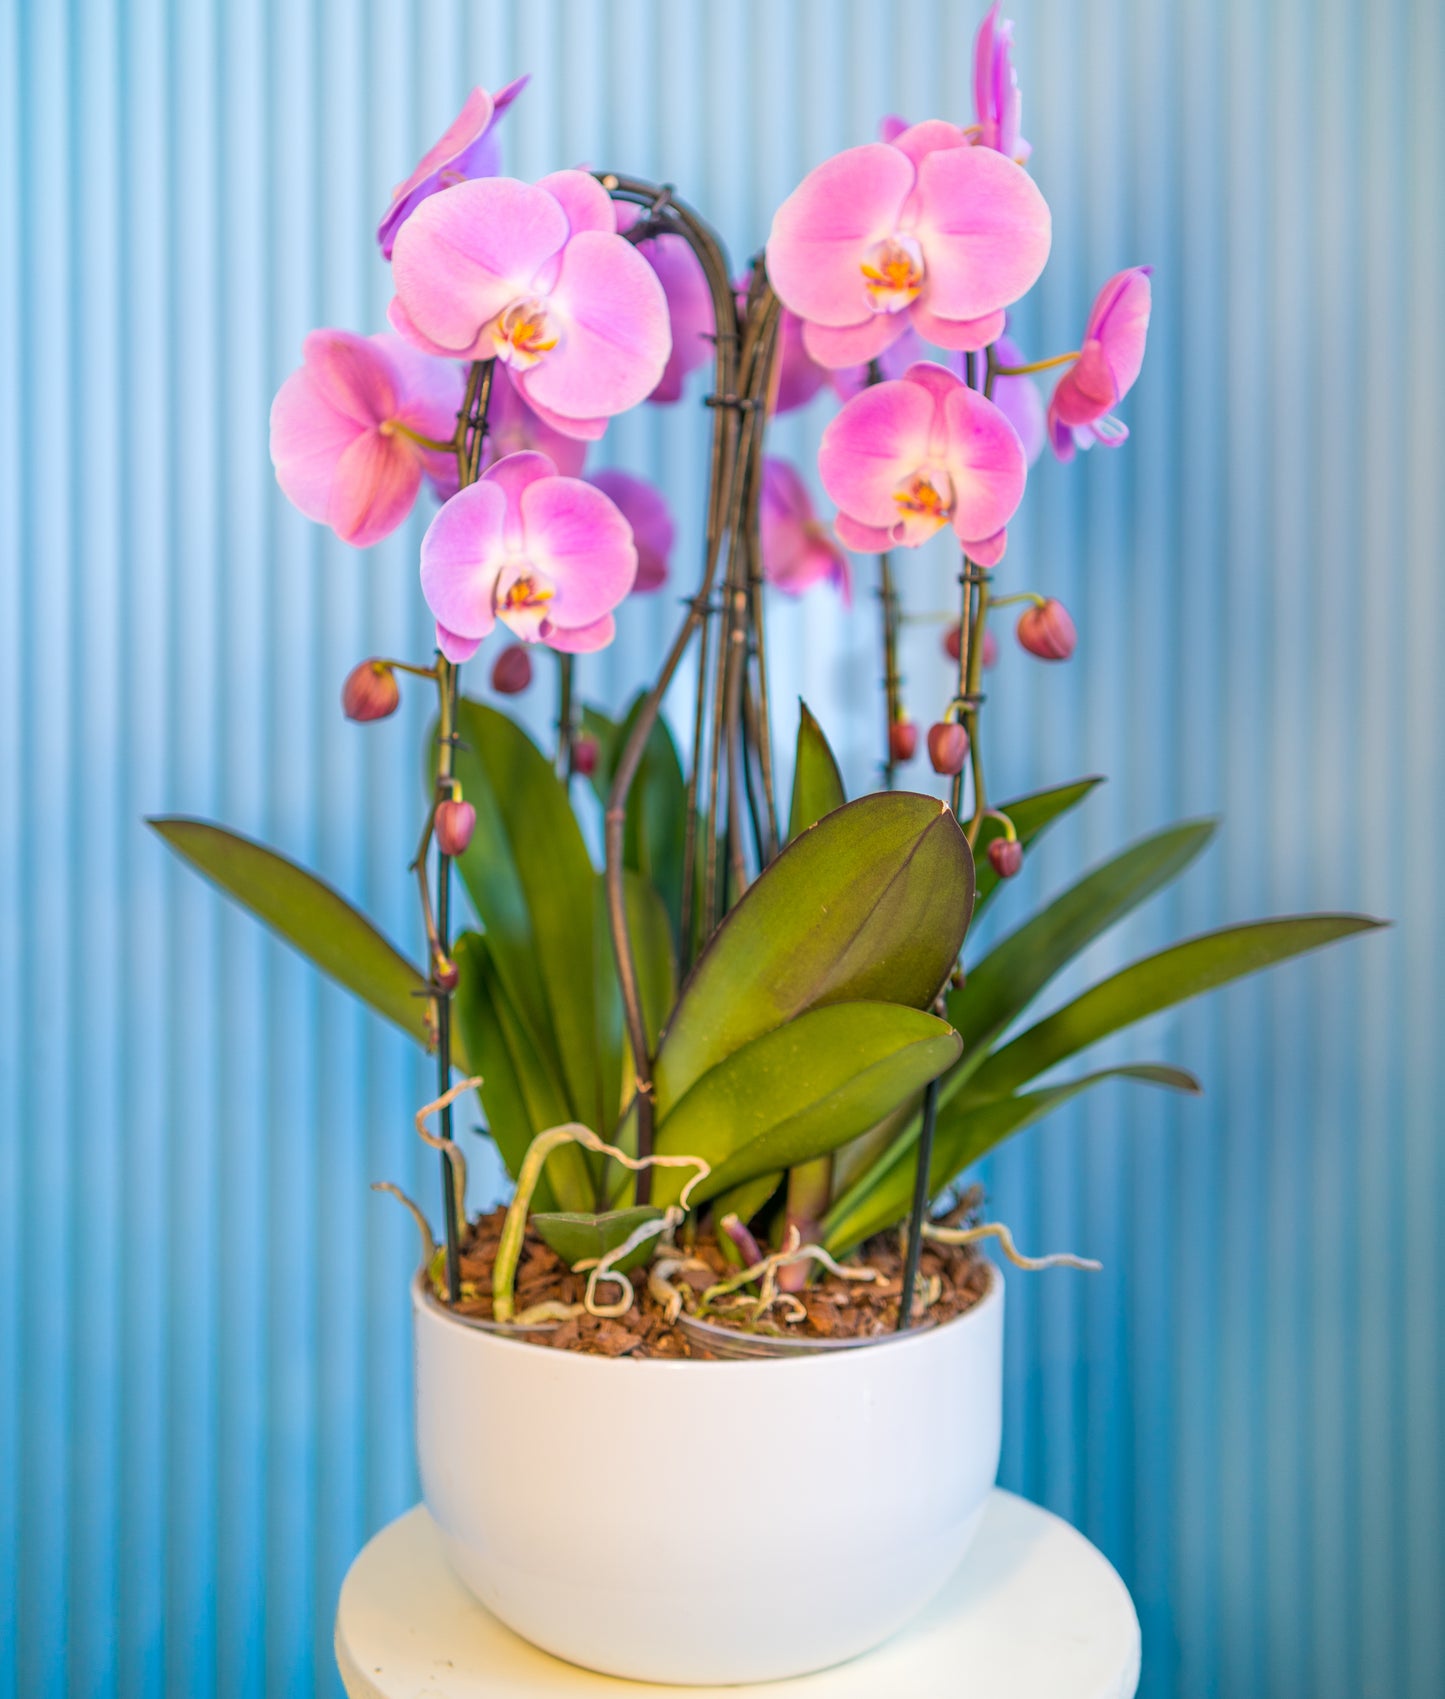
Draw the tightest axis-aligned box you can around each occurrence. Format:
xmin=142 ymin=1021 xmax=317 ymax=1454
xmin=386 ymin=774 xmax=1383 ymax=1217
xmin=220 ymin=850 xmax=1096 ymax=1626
xmin=760 ymin=458 xmax=849 ymax=600
xmin=270 ymin=362 xmax=365 ymax=524
xmin=907 ymin=301 xmax=1007 ymax=352
xmin=301 ymin=329 xmax=397 ymax=427
xmin=378 ymin=88 xmax=494 ymax=258
xmin=419 ymin=478 xmax=509 ymax=640
xmin=770 ymin=307 xmax=830 ymax=414
xmin=833 ymin=511 xmax=893 ymax=553
xmin=888 ymin=119 xmax=974 ymax=169
xmin=327 ymin=431 xmax=423 ymax=547
xmin=817 ymin=376 xmax=937 ymax=525
xmin=637 ymin=231 xmax=714 ymax=402
xmin=519 ymin=475 xmax=638 ymax=628
xmin=536 ymin=168 xmax=618 ymax=236
xmin=391 ymin=177 xmax=571 ymax=359
xmin=513 ymin=383 xmax=610 ymax=442
xmin=1090 ymin=266 xmax=1153 ymax=399
xmin=585 ymin=470 xmax=674 ymax=592
xmin=541 ymin=614 xmax=616 ymax=653
xmin=961 ymin=527 xmax=1008 ymax=567
xmin=436 ymin=622 xmax=481 ymax=663
xmin=386 ymin=294 xmax=461 ymax=360
xmin=878 ymin=114 xmax=910 ymax=144
xmin=941 ymin=385 xmax=1028 ymax=542
xmin=802 ymin=313 xmax=903 ymax=370
xmin=482 ymin=363 xmax=588 ymax=475
xmin=766 ymin=143 xmax=917 ymax=328
xmin=525 ymin=230 xmax=671 ymax=420
xmin=911 ymin=146 xmax=1051 ymax=322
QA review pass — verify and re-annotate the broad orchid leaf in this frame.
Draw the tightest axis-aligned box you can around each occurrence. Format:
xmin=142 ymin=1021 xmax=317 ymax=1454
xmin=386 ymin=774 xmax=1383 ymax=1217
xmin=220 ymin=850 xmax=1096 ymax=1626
xmin=582 ymin=697 xmax=688 ymax=943
xmin=972 ymin=775 xmax=1104 ymax=912
xmin=823 ymin=1063 xmax=1201 ymax=1254
xmin=962 ymin=914 xmax=1386 ymax=1105
xmin=654 ymin=793 xmax=975 ymax=1113
xmin=652 ymin=1001 xmax=962 ymax=1207
xmin=451 ymin=931 xmax=593 ymax=1212
xmin=531 ymin=1206 xmax=665 ymax=1274
xmin=148 ymin=817 xmax=449 ymax=1059
xmin=787 ymin=701 xmax=846 ymax=842
xmin=448 ymin=699 xmax=610 ymax=1138
xmin=955 ymin=819 xmax=1217 ymax=1066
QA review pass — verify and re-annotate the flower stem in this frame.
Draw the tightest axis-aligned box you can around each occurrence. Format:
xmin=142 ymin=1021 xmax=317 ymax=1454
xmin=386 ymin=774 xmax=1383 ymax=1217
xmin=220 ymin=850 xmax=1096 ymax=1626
xmin=879 ymin=550 xmax=902 ymax=788
xmin=556 ymin=653 xmax=574 ymax=778
xmin=991 ymin=349 xmax=1080 ymax=377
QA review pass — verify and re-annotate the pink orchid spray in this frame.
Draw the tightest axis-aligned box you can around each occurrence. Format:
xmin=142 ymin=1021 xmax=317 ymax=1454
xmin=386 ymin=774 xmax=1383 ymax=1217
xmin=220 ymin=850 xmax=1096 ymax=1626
xmin=1047 ymin=266 xmax=1153 ymax=460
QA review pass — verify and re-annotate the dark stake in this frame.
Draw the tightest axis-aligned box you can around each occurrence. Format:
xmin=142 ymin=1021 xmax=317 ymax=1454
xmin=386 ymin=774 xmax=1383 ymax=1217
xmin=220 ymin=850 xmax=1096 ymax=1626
xmin=897 ymin=1076 xmax=942 ymax=1332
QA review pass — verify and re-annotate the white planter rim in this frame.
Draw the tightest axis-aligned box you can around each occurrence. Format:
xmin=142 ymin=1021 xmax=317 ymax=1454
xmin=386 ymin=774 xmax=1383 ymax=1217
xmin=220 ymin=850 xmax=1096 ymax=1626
xmin=411 ymin=1254 xmax=999 ymax=1370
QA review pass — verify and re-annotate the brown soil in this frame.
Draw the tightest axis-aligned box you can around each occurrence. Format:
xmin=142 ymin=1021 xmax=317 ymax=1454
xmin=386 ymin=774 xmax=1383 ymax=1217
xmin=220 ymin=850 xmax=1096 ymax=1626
xmin=445 ymin=1208 xmax=991 ymax=1359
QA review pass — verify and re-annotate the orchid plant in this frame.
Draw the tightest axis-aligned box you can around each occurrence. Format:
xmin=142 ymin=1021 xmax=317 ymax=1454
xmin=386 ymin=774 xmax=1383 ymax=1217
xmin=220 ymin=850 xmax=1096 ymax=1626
xmin=153 ymin=6 xmax=1379 ymax=1336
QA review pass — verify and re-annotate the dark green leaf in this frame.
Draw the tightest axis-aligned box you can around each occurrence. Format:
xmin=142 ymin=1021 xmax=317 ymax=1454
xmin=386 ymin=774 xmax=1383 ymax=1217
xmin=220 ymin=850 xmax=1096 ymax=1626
xmin=448 ymin=700 xmax=608 ymax=1138
xmin=973 ymin=775 xmax=1104 ymax=912
xmin=787 ymin=701 xmax=847 ymax=842
xmin=148 ymin=817 xmax=446 ymax=1057
xmin=655 ymin=793 xmax=975 ymax=1113
xmin=963 ymin=915 xmax=1386 ymax=1104
xmin=653 ymin=1002 xmax=962 ymax=1207
xmin=531 ymin=1206 xmax=665 ymax=1274
xmin=582 ymin=696 xmax=688 ymax=942
xmin=823 ymin=1063 xmax=1200 ymax=1254
xmin=955 ymin=819 xmax=1216 ymax=1065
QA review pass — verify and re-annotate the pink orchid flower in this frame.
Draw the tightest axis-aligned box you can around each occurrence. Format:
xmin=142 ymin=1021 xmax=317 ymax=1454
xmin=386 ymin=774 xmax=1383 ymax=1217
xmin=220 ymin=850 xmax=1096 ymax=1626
xmin=760 ymin=457 xmax=851 ymax=602
xmin=990 ymin=331 xmax=1045 ymax=465
xmin=766 ymin=123 xmax=1050 ymax=370
xmin=768 ymin=305 xmax=832 ymax=416
xmin=973 ymin=6 xmax=1031 ymax=163
xmin=270 ymin=330 xmax=462 ymax=547
xmin=619 ymin=205 xmax=714 ymax=403
xmin=585 ymin=470 xmax=674 ymax=592
xmin=1047 ymin=266 xmax=1152 ymax=461
xmin=389 ymin=170 xmax=671 ymax=441
xmin=818 ymin=362 xmax=1026 ymax=564
xmin=420 ymin=451 xmax=636 ymax=659
xmin=376 ymin=77 xmax=528 ymax=259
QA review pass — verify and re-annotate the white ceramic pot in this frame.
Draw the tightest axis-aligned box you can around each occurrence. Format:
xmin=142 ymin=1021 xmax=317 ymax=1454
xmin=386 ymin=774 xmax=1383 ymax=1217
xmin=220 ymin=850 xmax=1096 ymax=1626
xmin=412 ymin=1263 xmax=1003 ymax=1685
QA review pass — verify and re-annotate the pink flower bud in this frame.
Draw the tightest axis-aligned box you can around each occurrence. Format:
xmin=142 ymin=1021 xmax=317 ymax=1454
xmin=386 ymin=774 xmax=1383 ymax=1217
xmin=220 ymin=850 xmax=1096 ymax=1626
xmin=889 ymin=717 xmax=918 ymax=764
xmin=571 ymin=734 xmax=599 ymax=779
xmin=490 ymin=643 xmax=533 ymax=695
xmin=988 ymin=837 xmax=1023 ymax=879
xmin=433 ymin=952 xmax=460 ymax=993
xmin=927 ymin=721 xmax=970 ymax=776
xmin=1016 ymin=598 xmax=1077 ymax=661
xmin=434 ymin=798 xmax=476 ymax=857
xmin=341 ymin=659 xmax=400 ymax=722
xmin=943 ymin=624 xmax=999 ymax=668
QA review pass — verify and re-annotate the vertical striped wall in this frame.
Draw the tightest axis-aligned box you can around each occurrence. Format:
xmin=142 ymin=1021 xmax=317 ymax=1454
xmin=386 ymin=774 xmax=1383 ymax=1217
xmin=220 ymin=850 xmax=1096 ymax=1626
xmin=1 ymin=3 xmax=1440 ymax=1696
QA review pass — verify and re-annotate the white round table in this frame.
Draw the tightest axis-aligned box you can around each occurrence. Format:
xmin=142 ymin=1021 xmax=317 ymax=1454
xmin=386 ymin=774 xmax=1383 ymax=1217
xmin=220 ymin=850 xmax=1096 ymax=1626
xmin=335 ymin=1489 xmax=1140 ymax=1698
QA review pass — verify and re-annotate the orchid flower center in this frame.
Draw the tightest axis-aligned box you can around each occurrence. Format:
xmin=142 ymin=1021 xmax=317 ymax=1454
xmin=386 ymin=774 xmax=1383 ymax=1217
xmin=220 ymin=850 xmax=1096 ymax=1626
xmin=861 ymin=236 xmax=925 ymax=313
xmin=492 ymin=299 xmax=559 ymax=369
xmin=494 ymin=560 xmax=557 ymax=641
xmin=893 ymin=468 xmax=954 ymax=529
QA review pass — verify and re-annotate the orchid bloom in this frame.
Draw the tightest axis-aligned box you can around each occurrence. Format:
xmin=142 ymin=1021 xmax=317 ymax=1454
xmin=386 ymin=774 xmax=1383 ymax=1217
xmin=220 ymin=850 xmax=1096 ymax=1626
xmin=270 ymin=330 xmax=462 ymax=547
xmin=421 ymin=451 xmax=637 ymax=659
xmin=766 ymin=123 xmax=1050 ymax=369
xmin=389 ymin=170 xmax=671 ymax=440
xmin=818 ymin=362 xmax=1027 ymax=564
xmin=1047 ymin=266 xmax=1153 ymax=461
xmin=759 ymin=458 xmax=851 ymax=602
xmin=990 ymin=331 xmax=1045 ymax=465
xmin=619 ymin=204 xmax=714 ymax=403
xmin=585 ymin=470 xmax=674 ymax=592
xmin=973 ymin=6 xmax=1030 ymax=162
xmin=769 ymin=305 xmax=832 ymax=416
xmin=376 ymin=77 xmax=528 ymax=259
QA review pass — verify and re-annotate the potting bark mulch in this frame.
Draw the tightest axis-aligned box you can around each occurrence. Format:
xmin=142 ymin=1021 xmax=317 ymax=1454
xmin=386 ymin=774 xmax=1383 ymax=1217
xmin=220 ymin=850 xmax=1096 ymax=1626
xmin=444 ymin=1206 xmax=991 ymax=1359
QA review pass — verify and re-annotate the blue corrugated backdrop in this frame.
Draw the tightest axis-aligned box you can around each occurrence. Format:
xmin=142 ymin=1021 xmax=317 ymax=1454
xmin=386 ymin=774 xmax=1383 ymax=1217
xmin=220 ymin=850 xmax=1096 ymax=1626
xmin=2 ymin=1 xmax=1441 ymax=1694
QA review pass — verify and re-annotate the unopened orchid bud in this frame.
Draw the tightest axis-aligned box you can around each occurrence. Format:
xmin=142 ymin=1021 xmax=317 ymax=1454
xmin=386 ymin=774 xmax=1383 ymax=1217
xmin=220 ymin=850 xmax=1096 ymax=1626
xmin=927 ymin=721 xmax=969 ymax=776
xmin=434 ymin=798 xmax=476 ymax=857
xmin=988 ymin=837 xmax=1023 ymax=879
xmin=342 ymin=659 xmax=400 ymax=722
xmin=889 ymin=716 xmax=918 ymax=764
xmin=571 ymin=734 xmax=599 ymax=779
xmin=1016 ymin=598 xmax=1076 ymax=661
xmin=943 ymin=623 xmax=999 ymax=668
xmin=490 ymin=643 xmax=533 ymax=695
xmin=433 ymin=953 xmax=460 ymax=993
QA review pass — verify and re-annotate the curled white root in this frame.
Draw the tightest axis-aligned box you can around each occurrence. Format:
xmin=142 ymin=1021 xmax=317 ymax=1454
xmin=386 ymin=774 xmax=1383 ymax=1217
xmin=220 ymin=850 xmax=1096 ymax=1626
xmin=649 ymin=1255 xmax=712 ymax=1323
xmin=414 ymin=1076 xmax=478 ymax=1245
xmin=511 ymin=1300 xmax=586 ymax=1327
xmin=700 ymin=1227 xmax=883 ymax=1322
xmin=371 ymin=1181 xmax=437 ymax=1268
xmin=574 ymin=1206 xmax=685 ymax=1318
xmin=922 ymin=1219 xmax=1102 ymax=1273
